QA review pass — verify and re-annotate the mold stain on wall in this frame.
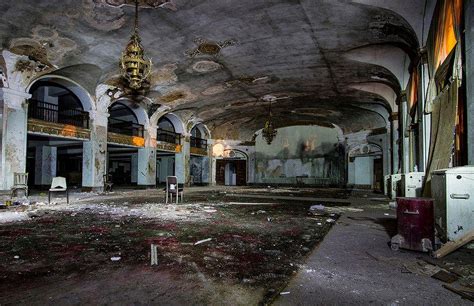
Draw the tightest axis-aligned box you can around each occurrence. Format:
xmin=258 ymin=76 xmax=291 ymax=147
xmin=255 ymin=125 xmax=345 ymax=186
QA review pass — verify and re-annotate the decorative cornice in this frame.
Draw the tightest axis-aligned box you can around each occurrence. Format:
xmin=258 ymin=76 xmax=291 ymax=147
xmin=0 ymin=87 xmax=31 ymax=109
xmin=28 ymin=118 xmax=90 ymax=140
xmin=156 ymin=141 xmax=181 ymax=153
xmin=107 ymin=132 xmax=145 ymax=147
xmin=190 ymin=147 xmax=208 ymax=156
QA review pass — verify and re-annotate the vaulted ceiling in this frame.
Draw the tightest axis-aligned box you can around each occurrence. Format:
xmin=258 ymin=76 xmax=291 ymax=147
xmin=0 ymin=0 xmax=435 ymax=139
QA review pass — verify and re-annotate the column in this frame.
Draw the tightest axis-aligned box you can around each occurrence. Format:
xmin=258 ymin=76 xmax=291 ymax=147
xmin=34 ymin=146 xmax=57 ymax=186
xmin=82 ymin=110 xmax=108 ymax=191
xmin=137 ymin=123 xmax=157 ymax=187
xmin=466 ymin=0 xmax=474 ymax=164
xmin=419 ymin=58 xmax=431 ymax=171
xmin=175 ymin=134 xmax=190 ymax=185
xmin=137 ymin=147 xmax=156 ymax=187
xmin=201 ymin=138 xmax=213 ymax=185
xmin=0 ymin=88 xmax=30 ymax=190
xmin=131 ymin=153 xmax=138 ymax=184
xmin=383 ymin=125 xmax=391 ymax=176
xmin=400 ymin=97 xmax=410 ymax=173
xmin=390 ymin=113 xmax=400 ymax=173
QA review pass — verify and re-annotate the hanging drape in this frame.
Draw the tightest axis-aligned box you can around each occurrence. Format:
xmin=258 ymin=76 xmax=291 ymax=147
xmin=408 ymin=68 xmax=419 ymax=117
xmin=426 ymin=0 xmax=463 ymax=77
xmin=422 ymin=0 xmax=464 ymax=196
xmin=423 ymin=78 xmax=459 ymax=197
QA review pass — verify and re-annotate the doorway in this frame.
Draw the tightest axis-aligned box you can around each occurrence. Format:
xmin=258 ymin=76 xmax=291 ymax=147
xmin=216 ymin=159 xmax=247 ymax=186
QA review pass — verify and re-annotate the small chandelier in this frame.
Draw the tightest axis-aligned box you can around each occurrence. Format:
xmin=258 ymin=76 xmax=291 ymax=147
xmin=120 ymin=0 xmax=152 ymax=90
xmin=262 ymin=101 xmax=277 ymax=144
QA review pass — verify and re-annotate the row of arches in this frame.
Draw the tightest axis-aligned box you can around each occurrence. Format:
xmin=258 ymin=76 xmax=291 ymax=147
xmin=25 ymin=76 xmax=211 ymax=188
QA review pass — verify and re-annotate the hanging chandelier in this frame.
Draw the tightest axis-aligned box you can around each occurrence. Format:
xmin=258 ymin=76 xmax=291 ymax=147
xmin=120 ymin=0 xmax=152 ymax=90
xmin=262 ymin=101 xmax=277 ymax=145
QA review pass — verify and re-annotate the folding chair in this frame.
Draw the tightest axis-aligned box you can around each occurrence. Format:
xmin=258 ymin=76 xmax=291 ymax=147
xmin=49 ymin=176 xmax=69 ymax=204
xmin=103 ymin=174 xmax=114 ymax=192
xmin=165 ymin=176 xmax=184 ymax=204
xmin=11 ymin=172 xmax=29 ymax=198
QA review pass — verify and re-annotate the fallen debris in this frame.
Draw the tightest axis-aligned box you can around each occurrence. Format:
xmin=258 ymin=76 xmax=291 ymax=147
xmin=151 ymin=244 xmax=159 ymax=266
xmin=442 ymin=284 xmax=474 ymax=302
xmin=0 ymin=211 xmax=30 ymax=224
xmin=432 ymin=270 xmax=459 ymax=283
xmin=433 ymin=230 xmax=474 ymax=258
xmin=110 ymin=256 xmax=121 ymax=261
xmin=194 ymin=238 xmax=212 ymax=246
xmin=280 ymin=291 xmax=290 ymax=295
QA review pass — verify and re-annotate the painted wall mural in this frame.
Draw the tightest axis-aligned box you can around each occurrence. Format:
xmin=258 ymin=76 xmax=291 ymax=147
xmin=255 ymin=125 xmax=345 ymax=186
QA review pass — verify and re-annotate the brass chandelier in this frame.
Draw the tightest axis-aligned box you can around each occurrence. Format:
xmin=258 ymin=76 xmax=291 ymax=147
xmin=120 ymin=0 xmax=152 ymax=90
xmin=262 ymin=101 xmax=277 ymax=145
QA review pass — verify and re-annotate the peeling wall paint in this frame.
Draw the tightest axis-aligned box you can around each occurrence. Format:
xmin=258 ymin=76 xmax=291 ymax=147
xmin=255 ymin=126 xmax=345 ymax=186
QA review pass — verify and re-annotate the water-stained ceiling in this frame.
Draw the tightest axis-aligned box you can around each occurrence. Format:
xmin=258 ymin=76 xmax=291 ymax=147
xmin=0 ymin=0 xmax=433 ymax=139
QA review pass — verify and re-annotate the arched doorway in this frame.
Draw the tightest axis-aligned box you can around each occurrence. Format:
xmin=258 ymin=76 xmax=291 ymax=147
xmin=216 ymin=149 xmax=248 ymax=186
xmin=189 ymin=123 xmax=210 ymax=185
xmin=347 ymin=144 xmax=383 ymax=191
xmin=155 ymin=114 xmax=183 ymax=184
xmin=107 ymin=100 xmax=146 ymax=187
xmin=26 ymin=78 xmax=91 ymax=189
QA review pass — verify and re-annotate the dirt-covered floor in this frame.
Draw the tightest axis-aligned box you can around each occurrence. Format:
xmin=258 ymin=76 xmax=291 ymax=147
xmin=0 ymin=186 xmax=472 ymax=305
xmin=0 ymin=187 xmax=342 ymax=305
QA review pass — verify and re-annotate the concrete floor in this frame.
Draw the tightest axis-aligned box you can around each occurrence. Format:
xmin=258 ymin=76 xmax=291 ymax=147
xmin=274 ymin=202 xmax=472 ymax=305
xmin=1 ymin=186 xmax=472 ymax=305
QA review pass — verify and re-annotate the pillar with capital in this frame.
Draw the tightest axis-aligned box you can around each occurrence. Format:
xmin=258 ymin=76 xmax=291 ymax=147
xmin=0 ymin=87 xmax=31 ymax=190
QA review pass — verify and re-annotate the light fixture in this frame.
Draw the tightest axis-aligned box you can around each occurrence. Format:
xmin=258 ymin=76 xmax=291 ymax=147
xmin=262 ymin=100 xmax=277 ymax=145
xmin=120 ymin=0 xmax=152 ymax=90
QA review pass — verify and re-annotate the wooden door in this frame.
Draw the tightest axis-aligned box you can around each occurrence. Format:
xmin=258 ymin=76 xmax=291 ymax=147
xmin=373 ymin=157 xmax=383 ymax=192
xmin=216 ymin=160 xmax=226 ymax=185
xmin=235 ymin=160 xmax=247 ymax=186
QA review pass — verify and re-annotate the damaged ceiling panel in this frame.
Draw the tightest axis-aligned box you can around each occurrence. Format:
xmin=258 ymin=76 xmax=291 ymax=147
xmin=0 ymin=0 xmax=422 ymax=138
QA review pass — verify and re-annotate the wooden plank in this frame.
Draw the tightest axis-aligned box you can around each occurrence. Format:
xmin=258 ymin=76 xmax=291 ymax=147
xmin=442 ymin=284 xmax=474 ymax=302
xmin=433 ymin=229 xmax=474 ymax=259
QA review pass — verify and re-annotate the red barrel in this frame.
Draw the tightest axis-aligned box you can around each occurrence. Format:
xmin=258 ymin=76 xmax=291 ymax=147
xmin=392 ymin=197 xmax=434 ymax=252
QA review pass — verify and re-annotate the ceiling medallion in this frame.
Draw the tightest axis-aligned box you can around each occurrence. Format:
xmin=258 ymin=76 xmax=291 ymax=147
xmin=119 ymin=0 xmax=152 ymax=90
xmin=185 ymin=37 xmax=237 ymax=58
xmin=262 ymin=100 xmax=277 ymax=145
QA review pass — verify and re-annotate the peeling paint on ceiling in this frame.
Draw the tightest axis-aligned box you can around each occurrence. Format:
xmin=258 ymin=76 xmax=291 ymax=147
xmin=0 ymin=0 xmax=423 ymax=139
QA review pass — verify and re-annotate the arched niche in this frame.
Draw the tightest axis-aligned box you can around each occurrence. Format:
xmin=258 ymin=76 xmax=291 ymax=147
xmin=110 ymin=98 xmax=149 ymax=126
xmin=27 ymin=75 xmax=94 ymax=112
xmin=190 ymin=122 xmax=211 ymax=139
xmin=158 ymin=113 xmax=185 ymax=135
xmin=108 ymin=99 xmax=148 ymax=137
xmin=345 ymin=44 xmax=411 ymax=90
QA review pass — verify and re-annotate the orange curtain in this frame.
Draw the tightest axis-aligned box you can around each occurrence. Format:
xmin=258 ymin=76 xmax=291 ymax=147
xmin=408 ymin=69 xmax=419 ymax=114
xmin=433 ymin=0 xmax=463 ymax=70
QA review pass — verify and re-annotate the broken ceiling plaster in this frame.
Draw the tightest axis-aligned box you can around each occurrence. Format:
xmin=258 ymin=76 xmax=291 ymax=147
xmin=191 ymin=60 xmax=222 ymax=73
xmin=185 ymin=37 xmax=237 ymax=58
xmin=201 ymin=84 xmax=227 ymax=96
xmin=150 ymin=63 xmax=178 ymax=87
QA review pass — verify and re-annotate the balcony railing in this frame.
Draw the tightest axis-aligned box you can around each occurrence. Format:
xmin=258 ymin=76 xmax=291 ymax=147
xmin=190 ymin=136 xmax=207 ymax=149
xmin=28 ymin=99 xmax=89 ymax=129
xmin=108 ymin=117 xmax=144 ymax=137
xmin=157 ymin=129 xmax=181 ymax=144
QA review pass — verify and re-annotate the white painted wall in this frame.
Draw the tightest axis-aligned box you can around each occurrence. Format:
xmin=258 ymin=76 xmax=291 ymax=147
xmin=354 ymin=156 xmax=374 ymax=186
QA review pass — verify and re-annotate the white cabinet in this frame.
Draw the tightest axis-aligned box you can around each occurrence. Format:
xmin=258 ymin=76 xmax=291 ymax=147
xmin=432 ymin=166 xmax=474 ymax=242
xmin=401 ymin=172 xmax=424 ymax=197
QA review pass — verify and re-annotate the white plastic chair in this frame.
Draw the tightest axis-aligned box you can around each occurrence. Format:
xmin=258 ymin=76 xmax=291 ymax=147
xmin=49 ymin=176 xmax=68 ymax=204
xmin=165 ymin=176 xmax=183 ymax=204
xmin=11 ymin=172 xmax=29 ymax=198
